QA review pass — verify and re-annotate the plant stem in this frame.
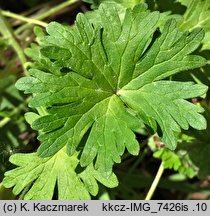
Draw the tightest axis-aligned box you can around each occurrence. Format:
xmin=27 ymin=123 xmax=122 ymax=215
xmin=15 ymin=0 xmax=80 ymax=34
xmin=1 ymin=10 xmax=48 ymax=27
xmin=21 ymin=2 xmax=52 ymax=17
xmin=0 ymin=97 xmax=31 ymax=128
xmin=0 ymin=11 xmax=27 ymax=75
xmin=145 ymin=162 xmax=165 ymax=200
xmin=37 ymin=0 xmax=79 ymax=20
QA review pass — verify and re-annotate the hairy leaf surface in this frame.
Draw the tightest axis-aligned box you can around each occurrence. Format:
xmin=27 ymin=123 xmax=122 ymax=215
xmin=16 ymin=2 xmax=208 ymax=174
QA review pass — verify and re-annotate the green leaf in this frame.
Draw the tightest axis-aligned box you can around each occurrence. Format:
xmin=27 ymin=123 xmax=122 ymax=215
xmin=119 ymin=81 xmax=207 ymax=150
xmin=177 ymin=0 xmax=210 ymax=50
xmin=16 ymin=2 xmax=207 ymax=175
xmin=179 ymin=104 xmax=210 ymax=179
xmin=3 ymin=148 xmax=118 ymax=200
xmin=153 ymin=148 xmax=198 ymax=178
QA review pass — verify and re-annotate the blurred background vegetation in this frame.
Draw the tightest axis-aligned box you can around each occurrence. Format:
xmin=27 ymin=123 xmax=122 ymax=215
xmin=0 ymin=0 xmax=210 ymax=200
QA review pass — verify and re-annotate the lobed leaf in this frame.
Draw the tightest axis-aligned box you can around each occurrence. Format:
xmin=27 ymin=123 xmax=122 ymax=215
xmin=3 ymin=148 xmax=118 ymax=200
xmin=15 ymin=2 xmax=208 ymax=176
xmin=153 ymin=148 xmax=198 ymax=178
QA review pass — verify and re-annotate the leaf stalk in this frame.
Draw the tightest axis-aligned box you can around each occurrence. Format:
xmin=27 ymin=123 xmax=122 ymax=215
xmin=0 ymin=97 xmax=31 ymax=128
xmin=1 ymin=10 xmax=48 ymax=27
xmin=145 ymin=161 xmax=165 ymax=200
xmin=15 ymin=0 xmax=80 ymax=34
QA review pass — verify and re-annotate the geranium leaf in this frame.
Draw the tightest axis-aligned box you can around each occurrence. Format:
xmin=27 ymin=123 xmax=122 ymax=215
xmin=3 ymin=149 xmax=118 ymax=200
xmin=16 ymin=2 xmax=207 ymax=175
